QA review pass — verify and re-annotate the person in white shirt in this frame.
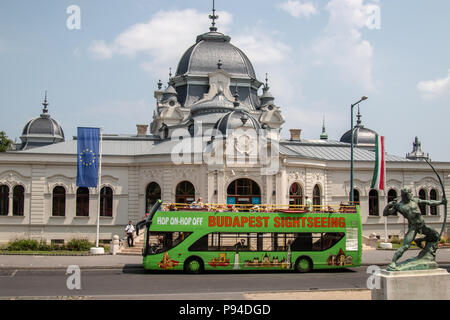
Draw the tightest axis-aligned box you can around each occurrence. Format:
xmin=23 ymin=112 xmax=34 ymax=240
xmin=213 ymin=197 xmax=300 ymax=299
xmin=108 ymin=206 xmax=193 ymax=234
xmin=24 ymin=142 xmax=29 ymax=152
xmin=125 ymin=221 xmax=135 ymax=247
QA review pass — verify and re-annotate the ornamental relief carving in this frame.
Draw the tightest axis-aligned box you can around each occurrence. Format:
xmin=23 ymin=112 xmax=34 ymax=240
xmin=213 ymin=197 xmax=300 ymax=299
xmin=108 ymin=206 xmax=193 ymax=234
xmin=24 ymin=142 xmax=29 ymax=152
xmin=413 ymin=177 xmax=439 ymax=194
xmin=0 ymin=170 xmax=31 ymax=187
xmin=46 ymin=174 xmax=75 ymax=194
xmin=287 ymin=170 xmax=305 ymax=182
xmin=142 ymin=168 xmax=163 ymax=181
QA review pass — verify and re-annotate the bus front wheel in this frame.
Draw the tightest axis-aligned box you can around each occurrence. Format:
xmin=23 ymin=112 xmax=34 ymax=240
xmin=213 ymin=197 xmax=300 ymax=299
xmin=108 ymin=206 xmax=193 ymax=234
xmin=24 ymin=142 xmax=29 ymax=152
xmin=184 ymin=257 xmax=204 ymax=274
xmin=295 ymin=256 xmax=312 ymax=273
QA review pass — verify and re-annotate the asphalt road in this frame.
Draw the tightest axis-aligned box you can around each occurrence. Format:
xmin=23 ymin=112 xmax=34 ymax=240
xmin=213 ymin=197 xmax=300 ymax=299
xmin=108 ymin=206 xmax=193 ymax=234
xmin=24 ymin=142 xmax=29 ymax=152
xmin=0 ymin=265 xmax=448 ymax=299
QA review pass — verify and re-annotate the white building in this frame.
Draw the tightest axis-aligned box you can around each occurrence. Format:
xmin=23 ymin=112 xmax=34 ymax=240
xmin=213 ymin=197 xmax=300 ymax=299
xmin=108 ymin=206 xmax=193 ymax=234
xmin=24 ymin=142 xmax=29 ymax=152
xmin=0 ymin=13 xmax=448 ymax=244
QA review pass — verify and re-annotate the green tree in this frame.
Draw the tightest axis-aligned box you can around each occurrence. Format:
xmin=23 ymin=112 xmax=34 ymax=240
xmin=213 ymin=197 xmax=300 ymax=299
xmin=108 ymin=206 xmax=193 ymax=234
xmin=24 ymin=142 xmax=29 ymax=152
xmin=0 ymin=131 xmax=13 ymax=152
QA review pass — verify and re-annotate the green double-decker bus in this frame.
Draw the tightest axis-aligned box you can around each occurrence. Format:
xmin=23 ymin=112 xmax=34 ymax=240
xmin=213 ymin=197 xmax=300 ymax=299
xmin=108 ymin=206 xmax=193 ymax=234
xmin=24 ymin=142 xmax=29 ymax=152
xmin=140 ymin=201 xmax=362 ymax=273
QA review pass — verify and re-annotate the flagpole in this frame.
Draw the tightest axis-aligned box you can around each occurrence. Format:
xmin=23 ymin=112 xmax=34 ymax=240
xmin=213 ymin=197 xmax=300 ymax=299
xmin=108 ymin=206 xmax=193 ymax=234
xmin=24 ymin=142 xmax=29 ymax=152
xmin=96 ymin=128 xmax=103 ymax=249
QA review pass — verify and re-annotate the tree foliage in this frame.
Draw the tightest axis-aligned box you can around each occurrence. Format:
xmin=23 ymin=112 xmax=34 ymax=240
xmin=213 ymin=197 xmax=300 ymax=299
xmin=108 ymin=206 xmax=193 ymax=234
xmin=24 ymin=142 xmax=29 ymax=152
xmin=0 ymin=131 xmax=13 ymax=152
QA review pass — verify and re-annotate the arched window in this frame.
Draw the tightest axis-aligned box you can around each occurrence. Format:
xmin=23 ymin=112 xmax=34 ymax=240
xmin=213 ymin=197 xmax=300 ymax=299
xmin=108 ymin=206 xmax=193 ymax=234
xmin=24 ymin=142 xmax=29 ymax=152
xmin=100 ymin=187 xmax=113 ymax=217
xmin=313 ymin=185 xmax=321 ymax=208
xmin=289 ymin=183 xmax=303 ymax=207
xmin=418 ymin=189 xmax=427 ymax=215
xmin=430 ymin=189 xmax=438 ymax=216
xmin=0 ymin=185 xmax=9 ymax=216
xmin=76 ymin=187 xmax=89 ymax=217
xmin=52 ymin=186 xmax=66 ymax=217
xmin=369 ymin=189 xmax=379 ymax=216
xmin=13 ymin=185 xmax=25 ymax=216
xmin=146 ymin=182 xmax=161 ymax=212
xmin=227 ymin=178 xmax=261 ymax=205
xmin=387 ymin=189 xmax=398 ymax=216
xmin=349 ymin=189 xmax=360 ymax=206
xmin=175 ymin=181 xmax=195 ymax=204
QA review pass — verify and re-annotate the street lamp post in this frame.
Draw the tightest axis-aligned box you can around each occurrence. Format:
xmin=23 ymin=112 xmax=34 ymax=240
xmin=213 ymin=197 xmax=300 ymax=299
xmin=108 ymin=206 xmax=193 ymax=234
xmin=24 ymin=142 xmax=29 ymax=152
xmin=350 ymin=96 xmax=368 ymax=204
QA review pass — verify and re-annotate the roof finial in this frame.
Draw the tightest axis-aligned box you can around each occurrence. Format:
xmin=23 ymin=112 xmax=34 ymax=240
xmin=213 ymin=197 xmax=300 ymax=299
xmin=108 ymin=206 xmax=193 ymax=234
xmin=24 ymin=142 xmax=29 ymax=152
xmin=264 ymin=73 xmax=270 ymax=91
xmin=42 ymin=90 xmax=49 ymax=113
xmin=167 ymin=68 xmax=174 ymax=86
xmin=209 ymin=0 xmax=219 ymax=32
xmin=217 ymin=59 xmax=222 ymax=70
xmin=157 ymin=79 xmax=163 ymax=90
xmin=356 ymin=105 xmax=362 ymax=126
xmin=320 ymin=116 xmax=328 ymax=140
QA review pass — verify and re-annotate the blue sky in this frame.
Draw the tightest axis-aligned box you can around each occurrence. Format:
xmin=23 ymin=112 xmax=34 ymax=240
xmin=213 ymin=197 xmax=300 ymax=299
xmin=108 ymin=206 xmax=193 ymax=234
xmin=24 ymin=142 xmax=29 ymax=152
xmin=1 ymin=0 xmax=449 ymax=160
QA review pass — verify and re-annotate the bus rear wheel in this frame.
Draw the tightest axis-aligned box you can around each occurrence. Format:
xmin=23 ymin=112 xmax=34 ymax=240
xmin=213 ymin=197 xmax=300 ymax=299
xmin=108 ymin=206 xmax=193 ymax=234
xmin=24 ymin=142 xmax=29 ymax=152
xmin=184 ymin=257 xmax=204 ymax=274
xmin=295 ymin=256 xmax=312 ymax=273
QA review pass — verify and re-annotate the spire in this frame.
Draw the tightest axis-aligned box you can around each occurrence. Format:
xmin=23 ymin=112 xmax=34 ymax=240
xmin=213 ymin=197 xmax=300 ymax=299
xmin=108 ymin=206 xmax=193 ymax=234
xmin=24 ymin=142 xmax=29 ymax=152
xmin=264 ymin=73 xmax=270 ymax=92
xmin=40 ymin=91 xmax=50 ymax=117
xmin=42 ymin=91 xmax=49 ymax=112
xmin=209 ymin=0 xmax=219 ymax=32
xmin=167 ymin=68 xmax=174 ymax=86
xmin=356 ymin=105 xmax=362 ymax=127
xmin=320 ymin=116 xmax=328 ymax=140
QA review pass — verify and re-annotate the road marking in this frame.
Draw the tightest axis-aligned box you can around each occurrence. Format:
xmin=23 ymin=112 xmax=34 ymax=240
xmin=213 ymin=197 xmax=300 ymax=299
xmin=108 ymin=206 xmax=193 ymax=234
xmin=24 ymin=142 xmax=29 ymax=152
xmin=10 ymin=270 xmax=17 ymax=278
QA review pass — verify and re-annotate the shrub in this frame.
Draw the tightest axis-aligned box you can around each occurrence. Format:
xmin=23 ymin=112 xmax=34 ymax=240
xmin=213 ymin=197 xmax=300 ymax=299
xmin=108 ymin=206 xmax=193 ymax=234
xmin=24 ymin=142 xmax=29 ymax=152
xmin=66 ymin=238 xmax=93 ymax=251
xmin=8 ymin=239 xmax=40 ymax=251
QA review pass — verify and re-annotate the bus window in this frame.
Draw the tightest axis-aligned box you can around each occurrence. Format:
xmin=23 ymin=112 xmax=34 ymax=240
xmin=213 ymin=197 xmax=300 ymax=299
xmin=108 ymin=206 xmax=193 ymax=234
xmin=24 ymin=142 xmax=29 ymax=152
xmin=312 ymin=233 xmax=322 ymax=251
xmin=273 ymin=233 xmax=296 ymax=251
xmin=189 ymin=234 xmax=208 ymax=251
xmin=220 ymin=233 xmax=251 ymax=252
xmin=321 ymin=232 xmax=345 ymax=250
xmin=148 ymin=232 xmax=192 ymax=255
xmin=291 ymin=233 xmax=312 ymax=251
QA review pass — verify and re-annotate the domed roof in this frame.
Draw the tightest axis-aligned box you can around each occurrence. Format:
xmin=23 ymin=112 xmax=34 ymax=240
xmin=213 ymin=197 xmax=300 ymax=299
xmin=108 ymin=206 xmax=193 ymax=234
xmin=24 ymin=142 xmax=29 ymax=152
xmin=213 ymin=107 xmax=260 ymax=136
xmin=176 ymin=31 xmax=256 ymax=79
xmin=340 ymin=111 xmax=377 ymax=148
xmin=20 ymin=94 xmax=65 ymax=150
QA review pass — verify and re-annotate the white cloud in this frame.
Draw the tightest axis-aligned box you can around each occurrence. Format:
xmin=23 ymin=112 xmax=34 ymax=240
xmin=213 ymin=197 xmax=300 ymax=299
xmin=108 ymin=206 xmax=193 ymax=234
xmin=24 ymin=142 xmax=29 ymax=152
xmin=233 ymin=30 xmax=291 ymax=65
xmin=417 ymin=69 xmax=450 ymax=99
xmin=278 ymin=0 xmax=318 ymax=18
xmin=311 ymin=0 xmax=377 ymax=91
xmin=89 ymin=9 xmax=233 ymax=77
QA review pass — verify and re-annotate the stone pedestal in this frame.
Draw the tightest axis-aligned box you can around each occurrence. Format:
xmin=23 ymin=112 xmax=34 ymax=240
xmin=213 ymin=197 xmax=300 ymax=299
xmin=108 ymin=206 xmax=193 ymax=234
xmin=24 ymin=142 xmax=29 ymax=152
xmin=371 ymin=268 xmax=450 ymax=300
xmin=110 ymin=235 xmax=120 ymax=255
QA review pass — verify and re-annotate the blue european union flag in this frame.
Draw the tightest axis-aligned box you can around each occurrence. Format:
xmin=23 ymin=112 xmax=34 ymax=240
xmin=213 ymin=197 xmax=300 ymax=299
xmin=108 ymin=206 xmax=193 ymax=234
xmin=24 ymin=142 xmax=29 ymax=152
xmin=76 ymin=127 xmax=100 ymax=188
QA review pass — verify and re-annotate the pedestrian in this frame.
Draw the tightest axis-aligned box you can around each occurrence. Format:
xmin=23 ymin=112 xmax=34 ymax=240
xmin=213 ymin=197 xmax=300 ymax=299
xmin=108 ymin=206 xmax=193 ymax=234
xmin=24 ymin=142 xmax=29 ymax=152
xmin=125 ymin=221 xmax=135 ymax=247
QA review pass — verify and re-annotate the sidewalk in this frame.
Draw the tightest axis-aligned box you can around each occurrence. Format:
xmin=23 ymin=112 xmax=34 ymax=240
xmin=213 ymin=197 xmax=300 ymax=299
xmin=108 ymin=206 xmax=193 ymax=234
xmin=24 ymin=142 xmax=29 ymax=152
xmin=0 ymin=249 xmax=449 ymax=270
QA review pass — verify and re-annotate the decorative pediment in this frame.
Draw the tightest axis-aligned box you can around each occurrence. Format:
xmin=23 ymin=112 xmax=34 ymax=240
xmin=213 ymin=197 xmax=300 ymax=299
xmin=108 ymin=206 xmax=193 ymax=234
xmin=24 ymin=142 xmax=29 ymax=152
xmin=201 ymin=70 xmax=234 ymax=103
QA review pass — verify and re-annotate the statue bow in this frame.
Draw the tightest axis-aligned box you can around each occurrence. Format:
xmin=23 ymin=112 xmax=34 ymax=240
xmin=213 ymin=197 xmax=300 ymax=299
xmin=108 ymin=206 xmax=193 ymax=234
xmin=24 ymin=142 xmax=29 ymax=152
xmin=425 ymin=159 xmax=447 ymax=238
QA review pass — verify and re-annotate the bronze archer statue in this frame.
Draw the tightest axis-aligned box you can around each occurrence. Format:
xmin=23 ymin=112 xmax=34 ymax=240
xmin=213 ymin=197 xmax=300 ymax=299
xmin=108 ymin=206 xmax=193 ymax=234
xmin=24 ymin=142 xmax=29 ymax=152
xmin=383 ymin=187 xmax=447 ymax=271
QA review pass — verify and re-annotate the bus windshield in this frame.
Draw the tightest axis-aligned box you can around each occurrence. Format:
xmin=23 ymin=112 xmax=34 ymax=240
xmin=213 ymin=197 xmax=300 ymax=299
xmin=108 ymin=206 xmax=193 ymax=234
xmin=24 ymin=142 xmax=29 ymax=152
xmin=147 ymin=231 xmax=192 ymax=255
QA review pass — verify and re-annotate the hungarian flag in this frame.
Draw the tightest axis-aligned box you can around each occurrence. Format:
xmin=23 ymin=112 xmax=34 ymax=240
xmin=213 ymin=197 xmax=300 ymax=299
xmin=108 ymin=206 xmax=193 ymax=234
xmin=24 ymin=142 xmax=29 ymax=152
xmin=371 ymin=135 xmax=385 ymax=190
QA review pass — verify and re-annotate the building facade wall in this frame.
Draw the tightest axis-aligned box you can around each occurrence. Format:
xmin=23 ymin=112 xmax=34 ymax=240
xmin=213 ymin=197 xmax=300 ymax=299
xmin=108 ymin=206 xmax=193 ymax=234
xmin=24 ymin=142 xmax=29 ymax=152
xmin=0 ymin=156 xmax=448 ymax=243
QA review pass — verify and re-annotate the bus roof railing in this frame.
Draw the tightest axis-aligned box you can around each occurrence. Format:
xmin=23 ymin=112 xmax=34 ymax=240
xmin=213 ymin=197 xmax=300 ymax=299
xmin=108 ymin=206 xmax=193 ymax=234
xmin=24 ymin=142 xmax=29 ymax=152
xmin=157 ymin=203 xmax=358 ymax=214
